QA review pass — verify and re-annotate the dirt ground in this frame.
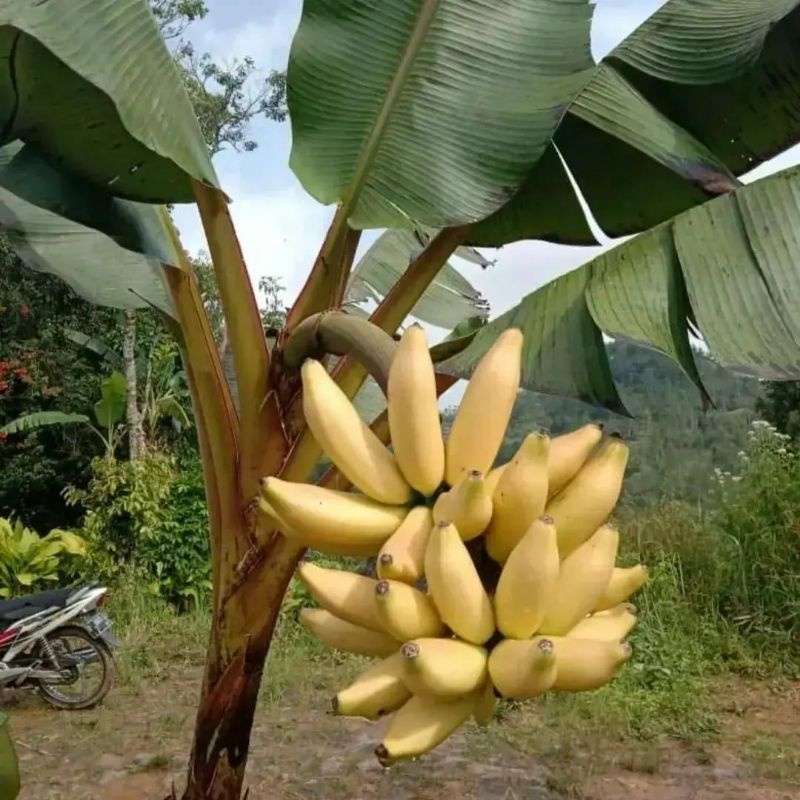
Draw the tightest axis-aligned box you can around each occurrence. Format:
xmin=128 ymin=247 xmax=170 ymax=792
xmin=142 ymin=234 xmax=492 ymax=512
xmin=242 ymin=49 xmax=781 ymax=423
xmin=6 ymin=667 xmax=800 ymax=800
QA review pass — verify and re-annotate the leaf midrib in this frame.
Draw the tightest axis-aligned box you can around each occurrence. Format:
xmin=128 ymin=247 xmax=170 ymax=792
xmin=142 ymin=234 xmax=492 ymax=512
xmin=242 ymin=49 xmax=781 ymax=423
xmin=339 ymin=0 xmax=441 ymax=219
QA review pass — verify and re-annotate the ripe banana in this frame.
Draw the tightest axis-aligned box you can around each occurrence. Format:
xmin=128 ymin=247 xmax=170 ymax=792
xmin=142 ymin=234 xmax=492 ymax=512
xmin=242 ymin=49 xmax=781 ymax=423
xmin=548 ymin=423 xmax=603 ymax=497
xmin=566 ymin=604 xmax=637 ymax=641
xmin=545 ymin=435 xmax=629 ymax=556
xmin=425 ymin=521 xmax=495 ymax=644
xmin=298 ymin=608 xmax=398 ymax=657
xmin=262 ymin=478 xmax=406 ymax=555
xmin=473 ymin=680 xmax=497 ymax=726
xmin=333 ymin=653 xmax=410 ymax=720
xmin=595 ymin=565 xmax=649 ymax=611
xmin=546 ymin=635 xmax=632 ymax=692
xmin=488 ymin=638 xmax=557 ymax=699
xmin=264 ymin=499 xmax=383 ymax=557
xmin=400 ymin=638 xmax=488 ymax=697
xmin=495 ymin=516 xmax=560 ymax=638
xmin=388 ymin=325 xmax=445 ymax=496
xmin=539 ymin=524 xmax=619 ymax=635
xmin=432 ymin=470 xmax=493 ymax=541
xmin=445 ymin=328 xmax=523 ymax=486
xmin=485 ymin=463 xmax=507 ymax=496
xmin=301 ymin=360 xmax=411 ymax=505
xmin=297 ymin=562 xmax=383 ymax=632
xmin=374 ymin=579 xmax=444 ymax=640
xmin=377 ymin=506 xmax=433 ymax=584
xmin=376 ymin=691 xmax=478 ymax=765
xmin=486 ymin=433 xmax=550 ymax=562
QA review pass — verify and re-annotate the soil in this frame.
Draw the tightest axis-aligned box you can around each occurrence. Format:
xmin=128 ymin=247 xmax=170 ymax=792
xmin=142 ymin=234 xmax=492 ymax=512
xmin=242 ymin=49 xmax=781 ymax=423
xmin=6 ymin=669 xmax=800 ymax=800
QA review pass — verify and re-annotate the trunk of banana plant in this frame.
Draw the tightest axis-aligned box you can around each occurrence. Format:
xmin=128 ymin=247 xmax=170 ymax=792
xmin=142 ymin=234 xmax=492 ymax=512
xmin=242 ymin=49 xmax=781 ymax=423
xmin=158 ymin=187 xmax=465 ymax=799
xmin=123 ymin=310 xmax=146 ymax=459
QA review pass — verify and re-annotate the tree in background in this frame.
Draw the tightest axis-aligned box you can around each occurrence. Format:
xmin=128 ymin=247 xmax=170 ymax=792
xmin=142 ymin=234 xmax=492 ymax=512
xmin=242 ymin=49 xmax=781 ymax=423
xmin=756 ymin=381 xmax=800 ymax=440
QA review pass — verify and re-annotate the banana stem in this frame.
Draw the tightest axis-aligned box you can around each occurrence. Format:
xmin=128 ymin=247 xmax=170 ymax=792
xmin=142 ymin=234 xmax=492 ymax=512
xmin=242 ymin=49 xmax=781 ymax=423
xmin=281 ymin=311 xmax=397 ymax=393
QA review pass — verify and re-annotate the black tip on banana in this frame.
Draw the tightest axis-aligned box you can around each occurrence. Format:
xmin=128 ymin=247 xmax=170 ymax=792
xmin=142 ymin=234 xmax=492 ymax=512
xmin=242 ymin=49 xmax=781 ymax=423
xmin=375 ymin=580 xmax=390 ymax=597
xmin=537 ymin=638 xmax=554 ymax=656
xmin=596 ymin=422 xmax=605 ymax=431
xmin=540 ymin=515 xmax=555 ymax=525
xmin=436 ymin=519 xmax=451 ymax=529
xmin=624 ymin=603 xmax=637 ymax=614
xmin=375 ymin=745 xmax=391 ymax=767
xmin=467 ymin=470 xmax=483 ymax=480
xmin=621 ymin=640 xmax=633 ymax=656
xmin=379 ymin=553 xmax=393 ymax=566
xmin=401 ymin=642 xmax=420 ymax=660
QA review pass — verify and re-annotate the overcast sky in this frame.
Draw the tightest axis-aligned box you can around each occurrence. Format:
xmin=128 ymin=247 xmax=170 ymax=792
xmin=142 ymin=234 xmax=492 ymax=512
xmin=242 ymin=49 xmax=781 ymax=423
xmin=172 ymin=0 xmax=800 ymax=336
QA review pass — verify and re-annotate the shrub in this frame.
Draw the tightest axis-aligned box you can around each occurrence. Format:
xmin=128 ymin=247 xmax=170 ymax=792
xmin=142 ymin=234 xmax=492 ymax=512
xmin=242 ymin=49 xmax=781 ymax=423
xmin=0 ymin=517 xmax=86 ymax=596
xmin=65 ymin=453 xmax=211 ymax=608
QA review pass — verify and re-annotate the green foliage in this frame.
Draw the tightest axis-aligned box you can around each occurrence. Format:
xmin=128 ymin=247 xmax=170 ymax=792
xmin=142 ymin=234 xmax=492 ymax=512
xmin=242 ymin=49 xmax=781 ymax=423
xmin=756 ymin=381 xmax=800 ymax=441
xmin=93 ymin=372 xmax=127 ymax=429
xmin=0 ymin=517 xmax=86 ymax=597
xmin=66 ymin=453 xmax=210 ymax=608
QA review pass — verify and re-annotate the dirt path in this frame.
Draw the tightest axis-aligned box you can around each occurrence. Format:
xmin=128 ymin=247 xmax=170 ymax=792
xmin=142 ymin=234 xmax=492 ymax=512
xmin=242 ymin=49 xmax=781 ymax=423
xmin=6 ymin=668 xmax=800 ymax=800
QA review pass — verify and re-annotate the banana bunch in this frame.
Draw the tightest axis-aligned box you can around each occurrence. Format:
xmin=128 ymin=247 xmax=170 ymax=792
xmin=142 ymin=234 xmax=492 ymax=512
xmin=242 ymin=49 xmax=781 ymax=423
xmin=263 ymin=325 xmax=648 ymax=764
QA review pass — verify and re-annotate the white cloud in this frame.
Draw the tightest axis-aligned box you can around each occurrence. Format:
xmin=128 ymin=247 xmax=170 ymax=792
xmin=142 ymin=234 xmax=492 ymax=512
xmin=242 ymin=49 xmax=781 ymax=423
xmin=195 ymin=8 xmax=298 ymax=70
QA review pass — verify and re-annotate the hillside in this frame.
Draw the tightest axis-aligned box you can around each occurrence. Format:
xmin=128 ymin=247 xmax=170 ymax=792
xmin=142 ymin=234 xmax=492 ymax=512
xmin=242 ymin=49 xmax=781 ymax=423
xmin=446 ymin=340 xmax=762 ymax=504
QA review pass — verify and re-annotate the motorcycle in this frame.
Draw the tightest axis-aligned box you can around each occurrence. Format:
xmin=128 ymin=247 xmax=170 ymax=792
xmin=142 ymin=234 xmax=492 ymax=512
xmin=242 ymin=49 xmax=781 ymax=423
xmin=0 ymin=584 xmax=121 ymax=710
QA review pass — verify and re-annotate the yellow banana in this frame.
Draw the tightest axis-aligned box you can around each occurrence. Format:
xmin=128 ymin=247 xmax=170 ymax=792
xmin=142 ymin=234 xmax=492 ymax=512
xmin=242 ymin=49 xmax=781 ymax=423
xmin=548 ymin=423 xmax=604 ymax=497
xmin=298 ymin=608 xmax=398 ymax=657
xmin=545 ymin=435 xmax=629 ymax=556
xmin=445 ymin=328 xmax=523 ymax=485
xmin=262 ymin=478 xmax=406 ymax=555
xmin=539 ymin=524 xmax=620 ymax=635
xmin=297 ymin=562 xmax=383 ymax=632
xmin=486 ymin=433 xmax=550 ymax=562
xmin=485 ymin=463 xmax=507 ymax=496
xmin=473 ymin=680 xmax=497 ymax=726
xmin=488 ymin=638 xmax=557 ymax=699
xmin=595 ymin=565 xmax=649 ymax=611
xmin=495 ymin=516 xmax=560 ymax=638
xmin=388 ymin=325 xmax=445 ymax=496
xmin=546 ymin=635 xmax=632 ymax=692
xmin=375 ymin=691 xmax=477 ymax=765
xmin=566 ymin=604 xmax=637 ymax=641
xmin=262 ymin=499 xmax=382 ymax=558
xmin=400 ymin=638 xmax=488 ymax=697
xmin=432 ymin=470 xmax=493 ymax=541
xmin=424 ymin=521 xmax=495 ymax=644
xmin=377 ymin=506 xmax=432 ymax=584
xmin=301 ymin=360 xmax=411 ymax=505
xmin=374 ymin=579 xmax=445 ymax=641
xmin=333 ymin=652 xmax=410 ymax=720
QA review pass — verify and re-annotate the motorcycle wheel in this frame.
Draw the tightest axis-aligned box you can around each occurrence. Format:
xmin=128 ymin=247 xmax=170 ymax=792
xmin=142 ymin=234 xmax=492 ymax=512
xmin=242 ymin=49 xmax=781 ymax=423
xmin=35 ymin=625 xmax=115 ymax=710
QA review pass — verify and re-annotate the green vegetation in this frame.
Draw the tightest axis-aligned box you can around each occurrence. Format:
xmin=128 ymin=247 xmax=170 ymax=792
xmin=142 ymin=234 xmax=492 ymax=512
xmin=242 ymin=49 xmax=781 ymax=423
xmin=0 ymin=517 xmax=85 ymax=596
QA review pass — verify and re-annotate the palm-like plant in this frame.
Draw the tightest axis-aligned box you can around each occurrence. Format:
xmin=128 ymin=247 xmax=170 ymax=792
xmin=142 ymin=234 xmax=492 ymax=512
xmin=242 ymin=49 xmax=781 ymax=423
xmin=2 ymin=1 xmax=800 ymax=797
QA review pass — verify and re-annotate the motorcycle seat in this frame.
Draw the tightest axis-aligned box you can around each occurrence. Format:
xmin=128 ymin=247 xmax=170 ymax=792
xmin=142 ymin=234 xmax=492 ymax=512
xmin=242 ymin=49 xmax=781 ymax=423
xmin=0 ymin=587 xmax=76 ymax=624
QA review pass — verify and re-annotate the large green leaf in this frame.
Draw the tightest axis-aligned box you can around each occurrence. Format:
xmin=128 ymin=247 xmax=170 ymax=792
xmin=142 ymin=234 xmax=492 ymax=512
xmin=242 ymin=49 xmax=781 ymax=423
xmin=1 ymin=411 xmax=91 ymax=435
xmin=447 ymin=166 xmax=800 ymax=412
xmin=347 ymin=229 xmax=489 ymax=328
xmin=94 ymin=372 xmax=128 ymax=428
xmin=475 ymin=0 xmax=800 ymax=245
xmin=288 ymin=0 xmax=595 ymax=230
xmin=0 ymin=143 xmax=175 ymax=314
xmin=0 ymin=0 xmax=217 ymax=201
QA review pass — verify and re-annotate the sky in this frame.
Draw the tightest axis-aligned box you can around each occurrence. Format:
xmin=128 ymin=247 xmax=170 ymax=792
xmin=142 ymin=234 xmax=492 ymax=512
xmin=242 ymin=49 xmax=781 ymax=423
xmin=172 ymin=0 xmax=800 ymax=339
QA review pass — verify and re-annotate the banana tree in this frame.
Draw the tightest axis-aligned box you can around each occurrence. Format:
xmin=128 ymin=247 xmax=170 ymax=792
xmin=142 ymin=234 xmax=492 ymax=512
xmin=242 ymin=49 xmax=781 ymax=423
xmin=3 ymin=1 xmax=800 ymax=798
